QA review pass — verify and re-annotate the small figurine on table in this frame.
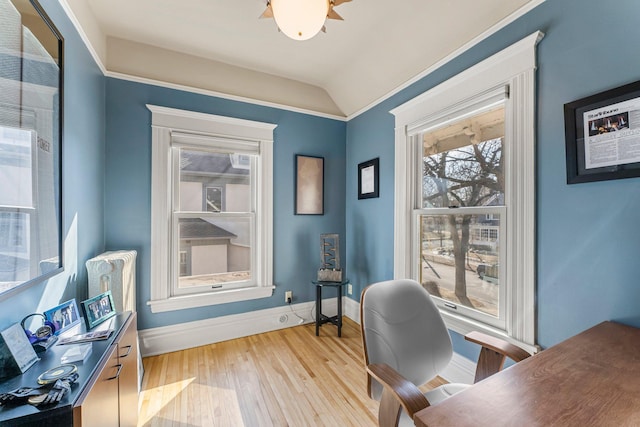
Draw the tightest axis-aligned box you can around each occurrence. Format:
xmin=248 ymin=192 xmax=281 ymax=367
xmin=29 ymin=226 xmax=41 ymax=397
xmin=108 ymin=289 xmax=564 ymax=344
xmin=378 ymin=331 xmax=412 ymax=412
xmin=317 ymin=233 xmax=343 ymax=282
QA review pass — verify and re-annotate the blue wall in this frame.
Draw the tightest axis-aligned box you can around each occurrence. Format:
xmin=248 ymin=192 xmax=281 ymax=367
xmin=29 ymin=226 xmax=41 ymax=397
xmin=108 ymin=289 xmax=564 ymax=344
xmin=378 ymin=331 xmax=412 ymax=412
xmin=4 ymin=0 xmax=640 ymax=360
xmin=346 ymin=0 xmax=640 ymax=353
xmin=104 ymin=79 xmax=346 ymax=330
xmin=0 ymin=0 xmax=105 ymax=329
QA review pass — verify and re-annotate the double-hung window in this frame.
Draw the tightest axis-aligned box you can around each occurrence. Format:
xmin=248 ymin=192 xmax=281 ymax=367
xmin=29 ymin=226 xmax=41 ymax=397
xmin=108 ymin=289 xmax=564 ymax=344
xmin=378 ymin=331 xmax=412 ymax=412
xmin=148 ymin=105 xmax=276 ymax=313
xmin=392 ymin=32 xmax=542 ymax=352
xmin=415 ymin=91 xmax=507 ymax=330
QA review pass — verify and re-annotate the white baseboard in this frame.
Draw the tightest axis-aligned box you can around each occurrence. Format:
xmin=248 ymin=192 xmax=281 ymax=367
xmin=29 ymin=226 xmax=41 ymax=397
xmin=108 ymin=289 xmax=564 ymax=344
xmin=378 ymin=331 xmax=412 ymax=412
xmin=139 ymin=297 xmax=340 ymax=357
xmin=440 ymin=352 xmax=476 ymax=384
xmin=139 ymin=296 xmax=478 ymax=386
xmin=344 ymin=296 xmax=360 ymax=324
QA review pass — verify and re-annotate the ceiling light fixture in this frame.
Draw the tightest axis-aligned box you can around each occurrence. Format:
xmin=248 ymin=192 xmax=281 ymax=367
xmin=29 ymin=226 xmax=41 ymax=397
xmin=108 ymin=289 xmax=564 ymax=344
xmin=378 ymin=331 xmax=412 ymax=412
xmin=260 ymin=0 xmax=352 ymax=41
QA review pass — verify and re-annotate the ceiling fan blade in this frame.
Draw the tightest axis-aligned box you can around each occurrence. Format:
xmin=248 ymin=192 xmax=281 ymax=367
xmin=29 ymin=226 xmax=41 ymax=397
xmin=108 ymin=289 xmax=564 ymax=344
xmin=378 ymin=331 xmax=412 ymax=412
xmin=327 ymin=8 xmax=344 ymax=20
xmin=259 ymin=5 xmax=273 ymax=19
xmin=332 ymin=0 xmax=352 ymax=6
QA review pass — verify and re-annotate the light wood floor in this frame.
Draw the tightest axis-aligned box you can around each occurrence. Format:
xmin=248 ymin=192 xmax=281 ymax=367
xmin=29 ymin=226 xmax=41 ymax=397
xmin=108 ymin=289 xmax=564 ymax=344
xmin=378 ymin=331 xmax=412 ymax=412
xmin=138 ymin=318 xmax=445 ymax=427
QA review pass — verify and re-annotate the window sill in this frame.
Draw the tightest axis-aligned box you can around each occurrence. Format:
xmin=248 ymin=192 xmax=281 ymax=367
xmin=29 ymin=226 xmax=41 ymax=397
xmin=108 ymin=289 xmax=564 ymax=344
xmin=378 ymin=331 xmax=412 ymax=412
xmin=147 ymin=286 xmax=275 ymax=313
xmin=439 ymin=309 xmax=539 ymax=355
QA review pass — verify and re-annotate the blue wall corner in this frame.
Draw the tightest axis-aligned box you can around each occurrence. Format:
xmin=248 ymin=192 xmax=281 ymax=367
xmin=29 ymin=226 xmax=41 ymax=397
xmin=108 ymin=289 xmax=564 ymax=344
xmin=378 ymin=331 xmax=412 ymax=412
xmin=3 ymin=0 xmax=640 ymax=365
xmin=103 ymin=78 xmax=347 ymax=330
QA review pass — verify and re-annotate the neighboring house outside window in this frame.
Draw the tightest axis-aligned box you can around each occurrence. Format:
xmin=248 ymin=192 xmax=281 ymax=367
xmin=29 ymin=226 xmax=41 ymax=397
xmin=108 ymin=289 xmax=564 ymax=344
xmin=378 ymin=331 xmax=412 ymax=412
xmin=148 ymin=105 xmax=276 ymax=313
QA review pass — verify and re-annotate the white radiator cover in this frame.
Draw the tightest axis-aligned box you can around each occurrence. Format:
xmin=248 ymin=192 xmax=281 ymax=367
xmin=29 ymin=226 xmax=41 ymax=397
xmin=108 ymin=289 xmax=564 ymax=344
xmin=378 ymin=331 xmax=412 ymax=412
xmin=86 ymin=250 xmax=137 ymax=312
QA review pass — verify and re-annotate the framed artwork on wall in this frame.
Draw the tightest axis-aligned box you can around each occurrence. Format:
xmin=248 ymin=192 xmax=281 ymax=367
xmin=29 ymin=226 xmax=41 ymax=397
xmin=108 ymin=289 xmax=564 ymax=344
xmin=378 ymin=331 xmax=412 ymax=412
xmin=358 ymin=158 xmax=379 ymax=199
xmin=295 ymin=155 xmax=324 ymax=215
xmin=565 ymin=79 xmax=640 ymax=184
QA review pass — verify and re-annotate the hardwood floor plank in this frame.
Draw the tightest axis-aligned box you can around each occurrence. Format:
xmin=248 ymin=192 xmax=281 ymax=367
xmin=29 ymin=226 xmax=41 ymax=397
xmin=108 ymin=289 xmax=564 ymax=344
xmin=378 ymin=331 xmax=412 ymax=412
xmin=138 ymin=318 xmax=444 ymax=426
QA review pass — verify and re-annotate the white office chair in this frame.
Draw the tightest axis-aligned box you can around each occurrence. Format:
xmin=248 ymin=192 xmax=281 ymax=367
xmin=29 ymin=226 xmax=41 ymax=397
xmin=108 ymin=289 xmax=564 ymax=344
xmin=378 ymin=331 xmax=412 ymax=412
xmin=360 ymin=279 xmax=530 ymax=427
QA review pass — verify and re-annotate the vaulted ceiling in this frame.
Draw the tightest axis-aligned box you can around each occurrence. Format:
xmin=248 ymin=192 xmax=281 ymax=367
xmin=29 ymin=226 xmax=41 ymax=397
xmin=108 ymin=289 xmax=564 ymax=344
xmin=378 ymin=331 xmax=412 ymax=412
xmin=63 ymin=0 xmax=539 ymax=118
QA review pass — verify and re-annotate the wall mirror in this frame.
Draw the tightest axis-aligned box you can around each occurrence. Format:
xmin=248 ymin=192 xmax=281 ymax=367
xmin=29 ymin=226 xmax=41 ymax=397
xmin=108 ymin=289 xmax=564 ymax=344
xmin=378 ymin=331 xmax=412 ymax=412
xmin=0 ymin=0 xmax=64 ymax=298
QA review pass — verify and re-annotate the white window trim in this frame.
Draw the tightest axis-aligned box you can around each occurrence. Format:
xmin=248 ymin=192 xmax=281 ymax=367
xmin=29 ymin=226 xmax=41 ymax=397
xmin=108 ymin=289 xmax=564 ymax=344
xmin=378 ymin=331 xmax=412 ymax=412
xmin=147 ymin=105 xmax=276 ymax=313
xmin=391 ymin=31 xmax=543 ymax=354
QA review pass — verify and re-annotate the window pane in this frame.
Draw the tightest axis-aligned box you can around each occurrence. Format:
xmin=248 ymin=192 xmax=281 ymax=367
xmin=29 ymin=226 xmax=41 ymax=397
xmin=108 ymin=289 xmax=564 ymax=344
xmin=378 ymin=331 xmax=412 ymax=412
xmin=421 ymin=105 xmax=504 ymax=208
xmin=177 ymin=217 xmax=251 ymax=289
xmin=179 ymin=149 xmax=252 ymax=213
xmin=0 ymin=127 xmax=32 ymax=207
xmin=420 ymin=213 xmax=500 ymax=317
xmin=0 ymin=212 xmax=30 ymax=286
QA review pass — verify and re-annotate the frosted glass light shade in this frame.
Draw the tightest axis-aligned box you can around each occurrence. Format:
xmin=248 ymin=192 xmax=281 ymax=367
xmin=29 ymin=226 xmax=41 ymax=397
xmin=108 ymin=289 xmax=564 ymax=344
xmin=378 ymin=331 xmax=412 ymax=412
xmin=271 ymin=0 xmax=329 ymax=41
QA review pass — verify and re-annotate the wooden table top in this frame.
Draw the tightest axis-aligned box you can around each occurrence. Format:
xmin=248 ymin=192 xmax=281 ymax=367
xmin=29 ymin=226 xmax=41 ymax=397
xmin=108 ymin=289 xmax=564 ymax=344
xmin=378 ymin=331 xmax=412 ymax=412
xmin=414 ymin=321 xmax=640 ymax=427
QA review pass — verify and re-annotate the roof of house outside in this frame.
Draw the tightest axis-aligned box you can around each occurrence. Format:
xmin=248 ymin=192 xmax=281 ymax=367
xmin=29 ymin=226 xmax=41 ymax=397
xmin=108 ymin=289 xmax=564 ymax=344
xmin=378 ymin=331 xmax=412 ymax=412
xmin=180 ymin=218 xmax=238 ymax=240
xmin=181 ymin=151 xmax=249 ymax=176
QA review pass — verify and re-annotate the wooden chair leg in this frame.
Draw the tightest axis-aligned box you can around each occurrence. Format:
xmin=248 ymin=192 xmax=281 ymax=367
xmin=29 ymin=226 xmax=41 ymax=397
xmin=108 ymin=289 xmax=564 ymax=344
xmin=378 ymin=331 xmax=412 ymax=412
xmin=465 ymin=331 xmax=531 ymax=383
xmin=474 ymin=347 xmax=507 ymax=383
xmin=378 ymin=388 xmax=403 ymax=427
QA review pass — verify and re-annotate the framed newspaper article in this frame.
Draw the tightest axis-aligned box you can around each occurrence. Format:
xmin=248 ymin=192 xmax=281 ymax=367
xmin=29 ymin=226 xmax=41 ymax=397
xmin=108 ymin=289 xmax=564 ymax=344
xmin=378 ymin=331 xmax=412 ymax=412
xmin=565 ymin=80 xmax=640 ymax=184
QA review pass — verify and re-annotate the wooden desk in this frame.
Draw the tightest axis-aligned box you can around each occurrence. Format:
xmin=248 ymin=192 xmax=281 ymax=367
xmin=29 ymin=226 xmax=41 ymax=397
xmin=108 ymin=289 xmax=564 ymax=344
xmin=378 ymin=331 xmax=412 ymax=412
xmin=415 ymin=321 xmax=640 ymax=427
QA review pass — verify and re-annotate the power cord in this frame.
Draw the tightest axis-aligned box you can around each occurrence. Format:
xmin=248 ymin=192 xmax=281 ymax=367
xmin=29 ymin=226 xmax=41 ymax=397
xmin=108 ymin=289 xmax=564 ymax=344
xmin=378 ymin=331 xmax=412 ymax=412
xmin=288 ymin=303 xmax=307 ymax=324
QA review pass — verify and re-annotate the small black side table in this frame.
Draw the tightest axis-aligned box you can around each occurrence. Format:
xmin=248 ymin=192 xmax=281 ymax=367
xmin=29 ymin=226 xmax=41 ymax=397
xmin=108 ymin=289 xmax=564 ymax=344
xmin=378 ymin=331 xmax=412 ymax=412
xmin=313 ymin=279 xmax=349 ymax=337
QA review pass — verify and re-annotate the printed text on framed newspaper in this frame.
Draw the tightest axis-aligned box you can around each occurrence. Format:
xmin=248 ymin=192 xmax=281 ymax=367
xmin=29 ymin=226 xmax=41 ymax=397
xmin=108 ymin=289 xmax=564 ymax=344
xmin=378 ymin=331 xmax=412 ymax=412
xmin=565 ymin=80 xmax=640 ymax=184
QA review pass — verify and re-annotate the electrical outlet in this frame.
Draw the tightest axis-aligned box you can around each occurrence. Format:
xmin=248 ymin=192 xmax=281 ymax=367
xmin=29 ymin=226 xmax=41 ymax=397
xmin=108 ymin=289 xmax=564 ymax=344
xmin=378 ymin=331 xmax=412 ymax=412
xmin=348 ymin=284 xmax=353 ymax=295
xmin=285 ymin=291 xmax=292 ymax=304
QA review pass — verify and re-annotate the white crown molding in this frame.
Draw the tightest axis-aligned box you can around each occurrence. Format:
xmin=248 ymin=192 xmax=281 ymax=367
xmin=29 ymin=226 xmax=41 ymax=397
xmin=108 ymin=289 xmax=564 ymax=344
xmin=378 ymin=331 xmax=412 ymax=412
xmin=390 ymin=31 xmax=543 ymax=121
xmin=346 ymin=0 xmax=547 ymax=120
xmin=109 ymin=72 xmax=347 ymax=121
xmin=57 ymin=2 xmax=346 ymax=121
xmin=58 ymin=0 xmax=107 ymax=74
xmin=59 ymin=0 xmax=543 ymax=122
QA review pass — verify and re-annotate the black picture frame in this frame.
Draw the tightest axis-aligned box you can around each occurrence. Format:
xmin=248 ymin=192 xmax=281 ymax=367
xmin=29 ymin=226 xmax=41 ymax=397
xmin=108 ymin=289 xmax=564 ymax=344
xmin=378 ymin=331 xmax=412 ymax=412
xmin=295 ymin=155 xmax=324 ymax=215
xmin=358 ymin=158 xmax=379 ymax=199
xmin=81 ymin=291 xmax=116 ymax=329
xmin=565 ymin=80 xmax=640 ymax=184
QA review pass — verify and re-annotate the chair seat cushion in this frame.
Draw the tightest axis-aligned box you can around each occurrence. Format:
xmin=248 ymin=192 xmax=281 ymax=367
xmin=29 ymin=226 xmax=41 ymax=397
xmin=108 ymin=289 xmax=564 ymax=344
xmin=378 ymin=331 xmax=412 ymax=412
xmin=424 ymin=382 xmax=470 ymax=405
xmin=398 ymin=383 xmax=471 ymax=427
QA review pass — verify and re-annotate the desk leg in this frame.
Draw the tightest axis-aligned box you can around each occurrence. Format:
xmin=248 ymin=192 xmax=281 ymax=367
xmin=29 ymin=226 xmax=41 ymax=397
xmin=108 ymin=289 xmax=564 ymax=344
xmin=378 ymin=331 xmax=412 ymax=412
xmin=315 ymin=284 xmax=321 ymax=336
xmin=337 ymin=285 xmax=342 ymax=337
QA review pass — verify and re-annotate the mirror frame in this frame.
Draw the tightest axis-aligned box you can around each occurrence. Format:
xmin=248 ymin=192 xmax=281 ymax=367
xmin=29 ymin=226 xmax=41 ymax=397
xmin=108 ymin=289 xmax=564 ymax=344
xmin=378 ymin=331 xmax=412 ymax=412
xmin=0 ymin=0 xmax=64 ymax=300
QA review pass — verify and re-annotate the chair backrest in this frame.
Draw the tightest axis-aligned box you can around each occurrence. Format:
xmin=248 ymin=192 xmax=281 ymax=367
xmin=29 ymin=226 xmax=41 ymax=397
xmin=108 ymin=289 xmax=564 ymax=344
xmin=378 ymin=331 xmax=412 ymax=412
xmin=360 ymin=279 xmax=453 ymax=400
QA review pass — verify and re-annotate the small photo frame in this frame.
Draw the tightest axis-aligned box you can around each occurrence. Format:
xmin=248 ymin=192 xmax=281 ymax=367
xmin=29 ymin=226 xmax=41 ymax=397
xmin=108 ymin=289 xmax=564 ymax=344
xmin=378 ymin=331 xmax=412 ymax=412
xmin=358 ymin=158 xmax=379 ymax=199
xmin=565 ymin=79 xmax=640 ymax=184
xmin=295 ymin=154 xmax=324 ymax=215
xmin=81 ymin=291 xmax=116 ymax=329
xmin=44 ymin=299 xmax=81 ymax=335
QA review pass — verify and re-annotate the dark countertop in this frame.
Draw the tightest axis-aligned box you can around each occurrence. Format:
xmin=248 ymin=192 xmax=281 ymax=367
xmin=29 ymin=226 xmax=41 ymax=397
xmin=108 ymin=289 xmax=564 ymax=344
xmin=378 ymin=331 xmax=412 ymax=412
xmin=0 ymin=312 xmax=131 ymax=426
